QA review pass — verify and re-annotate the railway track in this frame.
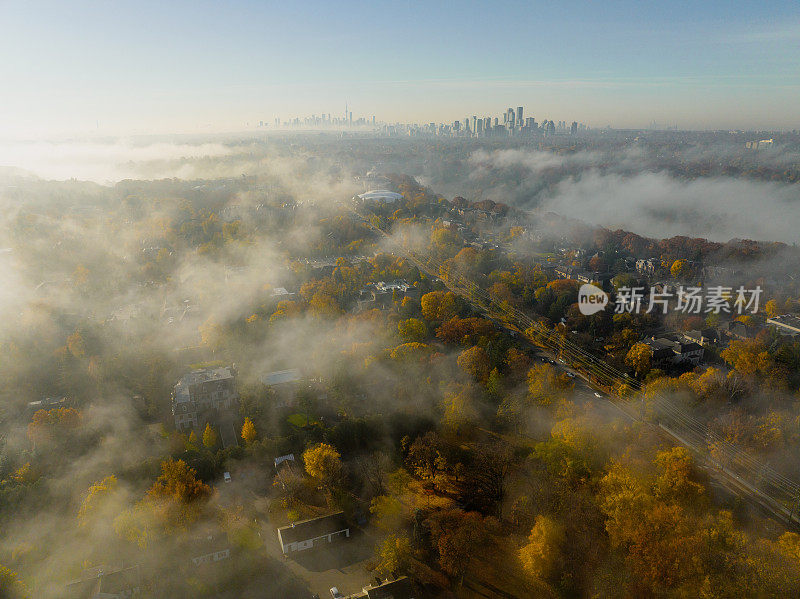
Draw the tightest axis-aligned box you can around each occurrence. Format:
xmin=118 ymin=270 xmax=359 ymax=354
xmin=349 ymin=206 xmax=800 ymax=527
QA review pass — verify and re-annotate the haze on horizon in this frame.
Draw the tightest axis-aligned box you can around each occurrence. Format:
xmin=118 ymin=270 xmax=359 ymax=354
xmin=1 ymin=0 xmax=799 ymax=138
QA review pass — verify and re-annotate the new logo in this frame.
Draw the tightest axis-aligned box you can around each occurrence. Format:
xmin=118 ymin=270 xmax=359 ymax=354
xmin=578 ymin=283 xmax=609 ymax=316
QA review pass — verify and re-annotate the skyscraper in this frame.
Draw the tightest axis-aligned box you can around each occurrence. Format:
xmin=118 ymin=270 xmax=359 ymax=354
xmin=517 ymin=107 xmax=523 ymax=127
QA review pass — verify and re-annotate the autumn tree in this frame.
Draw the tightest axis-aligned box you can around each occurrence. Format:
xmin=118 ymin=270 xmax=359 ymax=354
xmin=398 ymin=318 xmax=427 ymax=342
xmin=146 ymin=458 xmax=212 ymax=531
xmin=526 ymin=364 xmax=573 ymax=406
xmin=653 ymin=447 xmax=705 ymax=506
xmin=202 ymin=423 xmax=218 ymax=449
xmin=765 ymin=299 xmax=782 ymax=317
xmin=27 ymin=407 xmax=82 ymax=446
xmin=427 ymin=510 xmax=489 ymax=587
xmin=442 ymin=386 xmax=480 ymax=433
xmin=375 ymin=533 xmax=413 ymax=576
xmin=721 ymin=339 xmax=771 ymax=378
xmin=0 ymin=564 xmax=28 ymax=599
xmin=436 ymin=316 xmax=494 ymax=345
xmin=670 ymin=258 xmax=690 ymax=279
xmin=625 ymin=342 xmax=653 ymax=378
xmin=519 ymin=515 xmax=565 ymax=581
xmin=405 ymin=431 xmax=445 ymax=480
xmin=456 ymin=345 xmax=490 ymax=383
xmin=369 ymin=495 xmax=404 ymax=532
xmin=420 ymin=290 xmax=457 ymax=322
xmin=78 ymin=475 xmax=119 ymax=525
xmin=241 ymin=417 xmax=257 ymax=444
xmin=303 ymin=443 xmax=343 ymax=487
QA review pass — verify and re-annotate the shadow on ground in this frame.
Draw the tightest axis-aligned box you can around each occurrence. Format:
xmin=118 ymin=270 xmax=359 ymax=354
xmin=290 ymin=529 xmax=374 ymax=572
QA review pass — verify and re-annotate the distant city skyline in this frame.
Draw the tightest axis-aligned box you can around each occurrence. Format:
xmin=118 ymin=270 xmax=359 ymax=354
xmin=1 ymin=0 xmax=798 ymax=138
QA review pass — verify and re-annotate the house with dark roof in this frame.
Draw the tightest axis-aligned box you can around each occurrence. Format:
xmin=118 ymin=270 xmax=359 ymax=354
xmin=643 ymin=333 xmax=704 ymax=367
xmin=65 ymin=564 xmax=141 ymax=598
xmin=188 ymin=534 xmax=231 ymax=567
xmin=721 ymin=320 xmax=764 ymax=341
xmin=683 ymin=328 xmax=720 ymax=347
xmin=277 ymin=512 xmax=350 ymax=555
xmin=767 ymin=314 xmax=800 ymax=337
xmin=171 ymin=366 xmax=238 ymax=431
xmin=343 ymin=576 xmax=415 ymax=599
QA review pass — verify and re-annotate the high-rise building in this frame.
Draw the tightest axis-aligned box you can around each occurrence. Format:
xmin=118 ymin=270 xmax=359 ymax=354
xmin=472 ymin=115 xmax=477 ymax=133
xmin=517 ymin=107 xmax=523 ymax=127
xmin=570 ymin=121 xmax=578 ymax=135
xmin=507 ymin=107 xmax=516 ymax=130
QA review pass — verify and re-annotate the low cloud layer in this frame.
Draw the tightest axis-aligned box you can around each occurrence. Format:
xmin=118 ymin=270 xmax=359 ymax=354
xmin=464 ymin=146 xmax=800 ymax=243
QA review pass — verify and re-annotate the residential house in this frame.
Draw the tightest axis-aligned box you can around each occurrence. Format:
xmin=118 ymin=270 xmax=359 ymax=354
xmin=356 ymin=280 xmax=418 ymax=311
xmin=65 ymin=564 xmax=141 ymax=599
xmin=643 ymin=333 xmax=704 ymax=367
xmin=27 ymin=396 xmax=69 ymax=415
xmin=721 ymin=320 xmax=764 ymax=341
xmin=260 ymin=368 xmax=301 ymax=407
xmin=171 ymin=367 xmax=238 ymax=431
xmin=343 ymin=576 xmax=416 ymax=599
xmin=635 ymin=258 xmax=659 ymax=277
xmin=277 ymin=512 xmax=350 ymax=555
xmin=766 ymin=314 xmax=800 ymax=337
xmin=188 ymin=535 xmax=231 ymax=568
xmin=683 ymin=328 xmax=720 ymax=347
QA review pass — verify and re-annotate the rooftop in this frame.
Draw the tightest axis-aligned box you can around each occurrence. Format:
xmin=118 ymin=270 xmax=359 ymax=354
xmin=277 ymin=512 xmax=349 ymax=545
xmin=357 ymin=190 xmax=404 ymax=202
xmin=260 ymin=368 xmax=301 ymax=386
xmin=174 ymin=366 xmax=235 ymax=403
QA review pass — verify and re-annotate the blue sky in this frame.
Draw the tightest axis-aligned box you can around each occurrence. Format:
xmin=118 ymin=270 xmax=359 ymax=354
xmin=1 ymin=0 xmax=798 ymax=136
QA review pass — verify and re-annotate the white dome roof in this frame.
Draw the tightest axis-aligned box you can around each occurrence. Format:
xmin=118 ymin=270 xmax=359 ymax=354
xmin=357 ymin=190 xmax=403 ymax=202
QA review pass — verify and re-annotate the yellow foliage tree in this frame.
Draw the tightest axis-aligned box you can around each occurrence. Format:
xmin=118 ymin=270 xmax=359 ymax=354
xmin=202 ymin=423 xmax=218 ymax=449
xmin=526 ymin=364 xmax=573 ymax=406
xmin=625 ymin=342 xmax=653 ymax=378
xmin=519 ymin=515 xmax=565 ymax=580
xmin=241 ymin=417 xmax=257 ymax=444
xmin=78 ymin=475 xmax=118 ymax=524
xmin=303 ymin=443 xmax=342 ymax=486
xmin=420 ymin=291 xmax=457 ymax=321
xmin=670 ymin=259 xmax=689 ymax=279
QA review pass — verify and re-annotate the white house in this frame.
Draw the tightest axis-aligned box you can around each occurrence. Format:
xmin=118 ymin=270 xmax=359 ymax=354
xmin=277 ymin=512 xmax=350 ymax=555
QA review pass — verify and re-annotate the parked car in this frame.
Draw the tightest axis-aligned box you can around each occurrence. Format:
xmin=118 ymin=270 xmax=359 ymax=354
xmin=223 ymin=472 xmax=232 ymax=483
xmin=330 ymin=588 xmax=342 ymax=599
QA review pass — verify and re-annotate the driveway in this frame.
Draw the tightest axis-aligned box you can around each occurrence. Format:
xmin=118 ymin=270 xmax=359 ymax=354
xmin=261 ymin=521 xmax=377 ymax=599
